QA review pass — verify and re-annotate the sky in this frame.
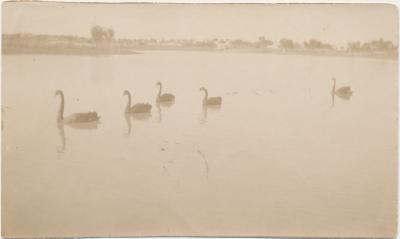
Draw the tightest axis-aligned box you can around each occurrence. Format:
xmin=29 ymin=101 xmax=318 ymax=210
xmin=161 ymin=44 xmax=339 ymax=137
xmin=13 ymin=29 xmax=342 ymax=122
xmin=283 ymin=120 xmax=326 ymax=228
xmin=3 ymin=2 xmax=398 ymax=46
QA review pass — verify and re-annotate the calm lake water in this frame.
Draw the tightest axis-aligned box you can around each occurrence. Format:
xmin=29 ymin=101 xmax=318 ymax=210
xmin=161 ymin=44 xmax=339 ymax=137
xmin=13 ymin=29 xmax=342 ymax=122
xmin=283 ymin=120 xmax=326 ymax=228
xmin=2 ymin=51 xmax=397 ymax=237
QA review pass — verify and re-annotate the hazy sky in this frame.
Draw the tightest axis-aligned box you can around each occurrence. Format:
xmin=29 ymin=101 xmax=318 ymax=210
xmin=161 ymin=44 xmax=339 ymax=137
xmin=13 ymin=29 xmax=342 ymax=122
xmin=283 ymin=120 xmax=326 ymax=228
xmin=3 ymin=2 xmax=398 ymax=45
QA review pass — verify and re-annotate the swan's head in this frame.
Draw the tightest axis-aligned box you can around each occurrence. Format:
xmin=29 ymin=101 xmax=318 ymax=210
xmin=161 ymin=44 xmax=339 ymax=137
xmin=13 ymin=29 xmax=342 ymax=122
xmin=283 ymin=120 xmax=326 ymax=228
xmin=332 ymin=78 xmax=336 ymax=82
xmin=123 ymin=90 xmax=130 ymax=96
xmin=199 ymin=87 xmax=206 ymax=91
xmin=54 ymin=90 xmax=63 ymax=97
xmin=156 ymin=82 xmax=161 ymax=87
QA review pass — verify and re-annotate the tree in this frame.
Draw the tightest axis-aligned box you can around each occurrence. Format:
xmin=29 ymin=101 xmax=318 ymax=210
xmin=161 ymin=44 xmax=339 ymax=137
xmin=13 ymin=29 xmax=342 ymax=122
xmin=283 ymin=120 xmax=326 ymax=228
xmin=256 ymin=36 xmax=273 ymax=48
xmin=230 ymin=39 xmax=253 ymax=48
xmin=90 ymin=25 xmax=115 ymax=47
xmin=106 ymin=28 xmax=115 ymax=41
xmin=279 ymin=38 xmax=298 ymax=50
xmin=347 ymin=41 xmax=361 ymax=52
xmin=304 ymin=39 xmax=333 ymax=50
xmin=347 ymin=39 xmax=396 ymax=53
xmin=91 ymin=25 xmax=104 ymax=46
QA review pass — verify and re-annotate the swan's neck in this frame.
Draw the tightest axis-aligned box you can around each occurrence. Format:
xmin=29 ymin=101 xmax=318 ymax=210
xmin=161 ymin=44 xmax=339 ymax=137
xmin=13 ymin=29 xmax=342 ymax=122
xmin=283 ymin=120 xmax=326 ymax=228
xmin=202 ymin=89 xmax=208 ymax=103
xmin=57 ymin=93 xmax=64 ymax=121
xmin=125 ymin=93 xmax=131 ymax=113
xmin=158 ymin=84 xmax=162 ymax=97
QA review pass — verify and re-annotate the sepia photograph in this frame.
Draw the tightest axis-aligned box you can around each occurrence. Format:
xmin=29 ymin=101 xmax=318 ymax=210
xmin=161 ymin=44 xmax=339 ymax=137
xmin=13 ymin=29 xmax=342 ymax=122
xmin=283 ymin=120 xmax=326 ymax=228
xmin=1 ymin=1 xmax=398 ymax=238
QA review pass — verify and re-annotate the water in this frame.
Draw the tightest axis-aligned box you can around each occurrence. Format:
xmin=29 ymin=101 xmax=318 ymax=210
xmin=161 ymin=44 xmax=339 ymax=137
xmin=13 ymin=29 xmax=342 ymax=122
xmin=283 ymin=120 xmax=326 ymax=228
xmin=2 ymin=51 xmax=397 ymax=237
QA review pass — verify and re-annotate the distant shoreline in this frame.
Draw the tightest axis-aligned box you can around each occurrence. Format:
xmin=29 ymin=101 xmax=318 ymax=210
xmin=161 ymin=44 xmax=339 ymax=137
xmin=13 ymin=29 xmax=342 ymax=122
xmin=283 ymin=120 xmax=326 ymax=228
xmin=132 ymin=47 xmax=398 ymax=60
xmin=2 ymin=46 xmax=141 ymax=56
xmin=3 ymin=33 xmax=397 ymax=60
xmin=3 ymin=46 xmax=397 ymax=60
xmin=228 ymin=48 xmax=398 ymax=60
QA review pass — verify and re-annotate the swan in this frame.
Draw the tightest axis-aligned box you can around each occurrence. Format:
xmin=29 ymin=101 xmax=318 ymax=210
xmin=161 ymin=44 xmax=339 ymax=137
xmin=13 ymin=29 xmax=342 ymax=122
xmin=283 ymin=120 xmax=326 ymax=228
xmin=55 ymin=90 xmax=100 ymax=124
xmin=156 ymin=82 xmax=175 ymax=103
xmin=123 ymin=90 xmax=152 ymax=113
xmin=200 ymin=87 xmax=222 ymax=106
xmin=332 ymin=78 xmax=352 ymax=100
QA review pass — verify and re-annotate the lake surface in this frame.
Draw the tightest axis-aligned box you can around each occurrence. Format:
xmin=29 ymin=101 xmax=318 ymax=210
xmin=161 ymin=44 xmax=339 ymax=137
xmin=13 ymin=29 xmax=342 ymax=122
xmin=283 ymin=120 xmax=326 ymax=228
xmin=2 ymin=51 xmax=397 ymax=237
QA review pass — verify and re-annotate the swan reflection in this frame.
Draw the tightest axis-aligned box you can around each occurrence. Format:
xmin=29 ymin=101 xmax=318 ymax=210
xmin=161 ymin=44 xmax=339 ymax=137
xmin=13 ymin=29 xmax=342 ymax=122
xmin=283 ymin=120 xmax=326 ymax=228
xmin=57 ymin=122 xmax=66 ymax=153
xmin=124 ymin=112 xmax=152 ymax=136
xmin=56 ymin=121 xmax=99 ymax=153
xmin=64 ymin=121 xmax=99 ymax=130
xmin=156 ymin=101 xmax=175 ymax=123
xmin=124 ymin=113 xmax=132 ymax=136
xmin=132 ymin=112 xmax=152 ymax=121
xmin=201 ymin=105 xmax=221 ymax=123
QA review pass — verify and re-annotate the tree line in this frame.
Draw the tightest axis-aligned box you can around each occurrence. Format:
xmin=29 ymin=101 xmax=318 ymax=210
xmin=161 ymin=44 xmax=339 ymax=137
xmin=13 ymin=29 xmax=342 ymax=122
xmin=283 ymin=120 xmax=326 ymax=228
xmin=3 ymin=25 xmax=397 ymax=54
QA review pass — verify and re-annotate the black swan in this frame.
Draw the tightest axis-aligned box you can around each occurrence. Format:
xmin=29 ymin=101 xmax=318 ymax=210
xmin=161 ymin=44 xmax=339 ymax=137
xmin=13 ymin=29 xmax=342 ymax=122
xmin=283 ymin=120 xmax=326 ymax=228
xmin=156 ymin=82 xmax=175 ymax=103
xmin=123 ymin=90 xmax=152 ymax=113
xmin=55 ymin=90 xmax=100 ymax=124
xmin=332 ymin=78 xmax=353 ymax=100
xmin=200 ymin=87 xmax=222 ymax=106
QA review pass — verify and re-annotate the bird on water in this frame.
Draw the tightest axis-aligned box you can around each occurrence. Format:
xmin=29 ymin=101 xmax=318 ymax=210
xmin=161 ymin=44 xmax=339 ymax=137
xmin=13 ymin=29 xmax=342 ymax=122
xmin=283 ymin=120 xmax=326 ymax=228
xmin=55 ymin=90 xmax=100 ymax=124
xmin=123 ymin=90 xmax=152 ymax=114
xmin=331 ymin=78 xmax=352 ymax=99
xmin=156 ymin=82 xmax=175 ymax=103
xmin=200 ymin=87 xmax=222 ymax=106
xmin=331 ymin=78 xmax=353 ymax=107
